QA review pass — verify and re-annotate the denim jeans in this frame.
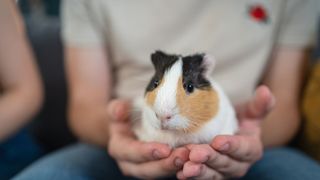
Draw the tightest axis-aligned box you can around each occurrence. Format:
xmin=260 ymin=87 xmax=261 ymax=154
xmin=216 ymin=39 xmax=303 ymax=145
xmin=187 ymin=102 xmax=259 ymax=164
xmin=13 ymin=143 xmax=320 ymax=180
xmin=0 ymin=130 xmax=42 ymax=179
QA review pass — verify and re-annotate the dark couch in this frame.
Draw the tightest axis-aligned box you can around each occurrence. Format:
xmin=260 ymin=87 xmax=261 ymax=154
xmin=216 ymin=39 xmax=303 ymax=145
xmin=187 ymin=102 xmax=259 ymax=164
xmin=25 ymin=16 xmax=75 ymax=152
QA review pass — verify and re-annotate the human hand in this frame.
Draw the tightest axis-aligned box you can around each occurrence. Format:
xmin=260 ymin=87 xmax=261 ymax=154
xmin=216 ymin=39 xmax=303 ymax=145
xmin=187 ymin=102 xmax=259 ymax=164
xmin=107 ymin=99 xmax=189 ymax=179
xmin=177 ymin=85 xmax=275 ymax=179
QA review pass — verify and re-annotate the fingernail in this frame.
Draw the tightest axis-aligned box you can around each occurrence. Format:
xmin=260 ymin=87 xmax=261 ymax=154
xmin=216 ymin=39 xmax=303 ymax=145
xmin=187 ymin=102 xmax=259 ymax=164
xmin=175 ymin=158 xmax=184 ymax=167
xmin=152 ymin=150 xmax=161 ymax=159
xmin=219 ymin=143 xmax=230 ymax=152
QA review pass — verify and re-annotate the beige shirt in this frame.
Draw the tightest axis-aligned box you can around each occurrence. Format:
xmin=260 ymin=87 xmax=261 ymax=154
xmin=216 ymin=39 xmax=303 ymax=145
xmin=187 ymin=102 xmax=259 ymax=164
xmin=62 ymin=0 xmax=318 ymax=104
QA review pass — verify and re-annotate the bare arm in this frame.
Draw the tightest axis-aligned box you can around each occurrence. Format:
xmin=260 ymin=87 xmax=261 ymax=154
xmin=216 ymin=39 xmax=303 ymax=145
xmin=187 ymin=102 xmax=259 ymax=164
xmin=65 ymin=46 xmax=113 ymax=146
xmin=0 ymin=0 xmax=43 ymax=141
xmin=261 ymin=46 xmax=309 ymax=147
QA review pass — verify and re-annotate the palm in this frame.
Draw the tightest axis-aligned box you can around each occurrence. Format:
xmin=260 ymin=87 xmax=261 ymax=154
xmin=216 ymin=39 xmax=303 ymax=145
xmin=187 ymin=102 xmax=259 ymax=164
xmin=177 ymin=85 xmax=275 ymax=179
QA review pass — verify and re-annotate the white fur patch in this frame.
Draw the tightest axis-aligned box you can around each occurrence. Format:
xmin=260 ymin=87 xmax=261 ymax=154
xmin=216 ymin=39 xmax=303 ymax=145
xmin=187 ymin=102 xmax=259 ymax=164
xmin=154 ymin=59 xmax=182 ymax=112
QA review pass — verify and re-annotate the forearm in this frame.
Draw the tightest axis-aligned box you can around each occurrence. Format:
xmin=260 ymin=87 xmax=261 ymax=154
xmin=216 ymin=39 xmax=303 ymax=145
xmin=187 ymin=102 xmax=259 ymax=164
xmin=261 ymin=97 xmax=300 ymax=147
xmin=65 ymin=46 xmax=112 ymax=147
xmin=0 ymin=0 xmax=43 ymax=142
xmin=0 ymin=86 xmax=42 ymax=142
xmin=261 ymin=47 xmax=309 ymax=147
xmin=69 ymin=98 xmax=109 ymax=147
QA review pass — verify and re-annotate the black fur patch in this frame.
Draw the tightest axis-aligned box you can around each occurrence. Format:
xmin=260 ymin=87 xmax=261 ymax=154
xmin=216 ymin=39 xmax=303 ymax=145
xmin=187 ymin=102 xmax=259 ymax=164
xmin=182 ymin=54 xmax=211 ymax=91
xmin=146 ymin=51 xmax=179 ymax=92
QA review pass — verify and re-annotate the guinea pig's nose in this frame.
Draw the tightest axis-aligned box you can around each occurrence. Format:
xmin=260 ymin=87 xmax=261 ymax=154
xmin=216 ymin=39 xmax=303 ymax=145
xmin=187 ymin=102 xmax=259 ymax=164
xmin=155 ymin=113 xmax=172 ymax=121
xmin=159 ymin=115 xmax=172 ymax=121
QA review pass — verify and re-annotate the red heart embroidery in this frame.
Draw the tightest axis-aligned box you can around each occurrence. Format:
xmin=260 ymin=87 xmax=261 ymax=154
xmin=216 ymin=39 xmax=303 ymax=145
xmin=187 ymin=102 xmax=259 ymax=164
xmin=249 ymin=4 xmax=268 ymax=23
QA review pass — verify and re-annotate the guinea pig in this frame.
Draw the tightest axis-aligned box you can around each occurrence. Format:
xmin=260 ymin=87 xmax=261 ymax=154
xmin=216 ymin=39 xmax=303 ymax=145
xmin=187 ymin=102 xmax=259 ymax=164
xmin=131 ymin=51 xmax=238 ymax=148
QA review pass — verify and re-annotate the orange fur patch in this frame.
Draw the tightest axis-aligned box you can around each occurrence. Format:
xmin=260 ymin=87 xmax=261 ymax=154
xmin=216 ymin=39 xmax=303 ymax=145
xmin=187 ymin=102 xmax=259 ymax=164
xmin=145 ymin=79 xmax=164 ymax=106
xmin=177 ymin=77 xmax=219 ymax=133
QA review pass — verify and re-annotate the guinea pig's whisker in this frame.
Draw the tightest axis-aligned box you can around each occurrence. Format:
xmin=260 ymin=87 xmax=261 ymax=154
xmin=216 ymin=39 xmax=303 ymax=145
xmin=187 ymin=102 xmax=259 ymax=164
xmin=130 ymin=112 xmax=142 ymax=118
xmin=132 ymin=116 xmax=142 ymax=121
xmin=130 ymin=106 xmax=143 ymax=112
xmin=131 ymin=116 xmax=141 ymax=121
xmin=188 ymin=121 xmax=201 ymax=128
xmin=129 ymin=106 xmax=143 ymax=122
xmin=130 ymin=111 xmax=142 ymax=116
xmin=182 ymin=128 xmax=188 ymax=133
xmin=189 ymin=123 xmax=200 ymax=128
xmin=130 ymin=109 xmax=142 ymax=113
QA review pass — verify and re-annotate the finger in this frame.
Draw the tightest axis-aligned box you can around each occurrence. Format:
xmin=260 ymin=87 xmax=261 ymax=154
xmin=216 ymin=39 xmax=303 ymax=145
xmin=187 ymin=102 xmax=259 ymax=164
xmin=194 ymin=164 xmax=224 ymax=180
xmin=188 ymin=144 xmax=214 ymax=164
xmin=118 ymin=147 xmax=189 ymax=179
xmin=186 ymin=144 xmax=197 ymax=151
xmin=188 ymin=144 xmax=249 ymax=178
xmin=182 ymin=162 xmax=223 ymax=180
xmin=236 ymin=85 xmax=275 ymax=120
xmin=212 ymin=135 xmax=263 ymax=162
xmin=107 ymin=99 xmax=131 ymax=122
xmin=109 ymin=136 xmax=171 ymax=163
xmin=182 ymin=161 xmax=202 ymax=178
xmin=176 ymin=170 xmax=185 ymax=180
xmin=108 ymin=123 xmax=171 ymax=163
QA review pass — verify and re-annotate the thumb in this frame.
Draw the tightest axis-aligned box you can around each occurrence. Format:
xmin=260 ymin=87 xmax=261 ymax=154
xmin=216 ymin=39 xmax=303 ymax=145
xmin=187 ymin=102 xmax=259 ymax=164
xmin=107 ymin=99 xmax=131 ymax=122
xmin=237 ymin=85 xmax=275 ymax=120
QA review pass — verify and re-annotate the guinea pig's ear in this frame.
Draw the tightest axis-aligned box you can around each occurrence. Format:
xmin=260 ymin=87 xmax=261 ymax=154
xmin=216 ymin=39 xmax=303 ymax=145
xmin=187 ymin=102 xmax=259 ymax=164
xmin=202 ymin=54 xmax=216 ymax=76
xmin=151 ymin=51 xmax=166 ymax=68
xmin=150 ymin=50 xmax=179 ymax=71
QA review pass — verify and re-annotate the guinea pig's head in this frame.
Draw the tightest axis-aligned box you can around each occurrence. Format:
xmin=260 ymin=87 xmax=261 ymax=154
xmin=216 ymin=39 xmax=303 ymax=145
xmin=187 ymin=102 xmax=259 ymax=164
xmin=144 ymin=51 xmax=219 ymax=133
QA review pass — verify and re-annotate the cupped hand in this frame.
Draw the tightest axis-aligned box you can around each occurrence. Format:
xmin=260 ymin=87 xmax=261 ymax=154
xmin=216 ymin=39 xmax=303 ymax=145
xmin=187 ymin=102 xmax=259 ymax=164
xmin=177 ymin=85 xmax=275 ymax=180
xmin=107 ymin=99 xmax=189 ymax=179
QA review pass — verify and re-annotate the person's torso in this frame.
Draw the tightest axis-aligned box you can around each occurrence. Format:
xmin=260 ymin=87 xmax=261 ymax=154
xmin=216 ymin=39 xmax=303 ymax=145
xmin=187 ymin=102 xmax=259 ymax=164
xmin=88 ymin=0 xmax=285 ymax=104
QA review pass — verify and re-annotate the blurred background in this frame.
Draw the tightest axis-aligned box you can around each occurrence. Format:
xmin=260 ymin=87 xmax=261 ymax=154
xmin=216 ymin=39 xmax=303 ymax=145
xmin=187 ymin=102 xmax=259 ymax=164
xmin=17 ymin=0 xmax=320 ymax=159
xmin=18 ymin=0 xmax=75 ymax=152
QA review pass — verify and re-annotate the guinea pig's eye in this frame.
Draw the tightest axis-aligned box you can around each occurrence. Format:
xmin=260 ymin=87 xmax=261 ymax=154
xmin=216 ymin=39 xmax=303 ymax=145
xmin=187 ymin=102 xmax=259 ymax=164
xmin=184 ymin=83 xmax=194 ymax=93
xmin=153 ymin=80 xmax=160 ymax=88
